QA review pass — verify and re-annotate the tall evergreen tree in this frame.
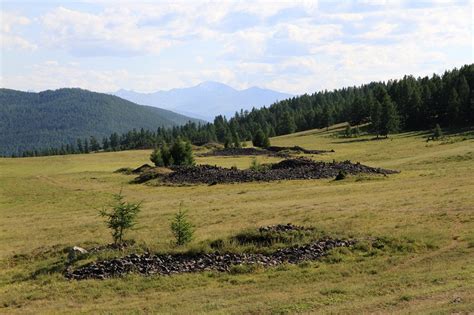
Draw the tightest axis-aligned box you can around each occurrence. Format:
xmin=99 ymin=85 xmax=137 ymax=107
xmin=379 ymin=94 xmax=399 ymax=137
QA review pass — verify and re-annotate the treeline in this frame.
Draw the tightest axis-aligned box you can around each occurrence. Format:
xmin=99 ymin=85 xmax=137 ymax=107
xmin=13 ymin=64 xmax=473 ymax=157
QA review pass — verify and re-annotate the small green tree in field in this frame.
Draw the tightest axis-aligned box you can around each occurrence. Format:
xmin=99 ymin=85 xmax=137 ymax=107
xmin=150 ymin=147 xmax=165 ymax=166
xmin=100 ymin=192 xmax=141 ymax=245
xmin=170 ymin=203 xmax=194 ymax=246
xmin=252 ymin=129 xmax=270 ymax=148
xmin=433 ymin=124 xmax=443 ymax=140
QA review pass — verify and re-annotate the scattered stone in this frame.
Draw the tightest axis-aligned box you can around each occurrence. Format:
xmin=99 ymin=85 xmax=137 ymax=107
xmin=65 ymin=237 xmax=354 ymax=280
xmin=258 ymin=223 xmax=309 ymax=233
xmin=67 ymin=246 xmax=88 ymax=261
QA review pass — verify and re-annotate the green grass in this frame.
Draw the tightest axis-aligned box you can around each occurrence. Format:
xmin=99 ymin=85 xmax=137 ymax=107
xmin=1 ymin=125 xmax=473 ymax=314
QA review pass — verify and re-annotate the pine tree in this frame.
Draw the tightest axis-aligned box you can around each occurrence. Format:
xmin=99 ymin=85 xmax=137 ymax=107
xmin=370 ymin=101 xmax=382 ymax=136
xmin=90 ymin=136 xmax=100 ymax=151
xmin=102 ymin=137 xmax=110 ymax=151
xmin=169 ymin=138 xmax=194 ymax=166
xmin=379 ymin=94 xmax=399 ymax=137
xmin=150 ymin=147 xmax=165 ymax=167
xmin=76 ymin=138 xmax=83 ymax=153
xmin=447 ymin=88 xmax=460 ymax=125
xmin=321 ymin=105 xmax=333 ymax=130
xmin=277 ymin=111 xmax=296 ymax=135
xmin=252 ymin=129 xmax=270 ymax=148
xmin=83 ymin=138 xmax=90 ymax=153
xmin=170 ymin=203 xmax=194 ymax=246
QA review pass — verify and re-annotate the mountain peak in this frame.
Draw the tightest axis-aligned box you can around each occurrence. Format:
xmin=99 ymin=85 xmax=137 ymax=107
xmin=113 ymin=81 xmax=293 ymax=120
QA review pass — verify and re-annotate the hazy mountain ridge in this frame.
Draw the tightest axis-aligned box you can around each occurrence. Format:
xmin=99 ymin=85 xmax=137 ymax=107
xmin=0 ymin=88 xmax=202 ymax=156
xmin=114 ymin=81 xmax=293 ymax=120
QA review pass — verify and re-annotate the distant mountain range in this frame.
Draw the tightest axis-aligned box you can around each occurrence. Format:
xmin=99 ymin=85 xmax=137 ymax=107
xmin=113 ymin=81 xmax=293 ymax=121
xmin=0 ymin=88 xmax=202 ymax=156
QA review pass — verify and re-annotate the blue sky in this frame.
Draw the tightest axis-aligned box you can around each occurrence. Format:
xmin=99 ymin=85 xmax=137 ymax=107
xmin=1 ymin=0 xmax=472 ymax=94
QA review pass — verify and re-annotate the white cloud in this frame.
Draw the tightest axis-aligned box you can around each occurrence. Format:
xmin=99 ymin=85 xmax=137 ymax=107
xmin=1 ymin=12 xmax=37 ymax=51
xmin=1 ymin=1 xmax=472 ymax=95
xmin=40 ymin=6 xmax=176 ymax=56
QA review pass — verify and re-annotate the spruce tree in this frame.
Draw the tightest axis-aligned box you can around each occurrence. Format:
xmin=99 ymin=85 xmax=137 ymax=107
xmin=170 ymin=203 xmax=194 ymax=246
xmin=370 ymin=101 xmax=382 ymax=136
xmin=380 ymin=94 xmax=399 ymax=137
xmin=76 ymin=138 xmax=83 ymax=153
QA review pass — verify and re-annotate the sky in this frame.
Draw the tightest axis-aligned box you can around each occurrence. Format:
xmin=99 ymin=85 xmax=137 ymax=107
xmin=0 ymin=0 xmax=473 ymax=95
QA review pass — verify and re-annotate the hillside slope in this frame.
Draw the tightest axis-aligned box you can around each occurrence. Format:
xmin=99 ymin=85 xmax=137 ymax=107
xmin=0 ymin=126 xmax=472 ymax=313
xmin=114 ymin=81 xmax=293 ymax=120
xmin=0 ymin=88 xmax=202 ymax=156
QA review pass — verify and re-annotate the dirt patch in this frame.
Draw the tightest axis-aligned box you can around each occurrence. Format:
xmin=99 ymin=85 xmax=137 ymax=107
xmin=65 ymin=237 xmax=354 ymax=280
xmin=154 ymin=158 xmax=398 ymax=185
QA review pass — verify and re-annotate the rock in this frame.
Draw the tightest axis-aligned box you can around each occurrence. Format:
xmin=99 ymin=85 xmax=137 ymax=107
xmin=72 ymin=246 xmax=88 ymax=254
xmin=64 ymin=236 xmax=355 ymax=280
xmin=149 ymin=158 xmax=398 ymax=185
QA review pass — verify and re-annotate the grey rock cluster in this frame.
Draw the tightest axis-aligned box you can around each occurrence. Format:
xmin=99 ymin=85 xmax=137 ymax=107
xmin=158 ymin=158 xmax=397 ymax=185
xmin=65 ymin=238 xmax=354 ymax=280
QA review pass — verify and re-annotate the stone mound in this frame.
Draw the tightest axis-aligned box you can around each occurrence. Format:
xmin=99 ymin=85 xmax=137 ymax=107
xmin=160 ymin=158 xmax=398 ymax=185
xmin=266 ymin=146 xmax=334 ymax=155
xmin=258 ymin=223 xmax=310 ymax=233
xmin=65 ymin=238 xmax=354 ymax=280
xmin=132 ymin=164 xmax=153 ymax=174
xmin=198 ymin=147 xmax=287 ymax=157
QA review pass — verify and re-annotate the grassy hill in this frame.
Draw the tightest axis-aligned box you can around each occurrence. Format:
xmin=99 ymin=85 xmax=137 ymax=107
xmin=0 ymin=88 xmax=202 ymax=156
xmin=0 ymin=125 xmax=473 ymax=313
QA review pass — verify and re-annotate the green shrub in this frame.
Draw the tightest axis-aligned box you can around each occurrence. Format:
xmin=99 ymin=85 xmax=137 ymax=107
xmin=252 ymin=129 xmax=270 ymax=148
xmin=170 ymin=203 xmax=194 ymax=246
xmin=99 ymin=192 xmax=141 ymax=245
xmin=150 ymin=139 xmax=194 ymax=167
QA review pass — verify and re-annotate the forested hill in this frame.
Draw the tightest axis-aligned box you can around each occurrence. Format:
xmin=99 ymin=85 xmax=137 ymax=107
xmin=7 ymin=64 xmax=474 ymax=158
xmin=0 ymin=88 xmax=202 ymax=156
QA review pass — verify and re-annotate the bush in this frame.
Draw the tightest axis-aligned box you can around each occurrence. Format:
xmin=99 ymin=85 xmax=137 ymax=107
xmin=99 ymin=192 xmax=141 ymax=245
xmin=249 ymin=157 xmax=268 ymax=172
xmin=170 ymin=138 xmax=195 ymax=166
xmin=252 ymin=129 xmax=270 ymax=148
xmin=170 ymin=203 xmax=194 ymax=246
xmin=150 ymin=139 xmax=194 ymax=167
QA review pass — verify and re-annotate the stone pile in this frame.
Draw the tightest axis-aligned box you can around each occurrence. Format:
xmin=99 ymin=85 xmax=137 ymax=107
xmin=258 ymin=223 xmax=311 ymax=233
xmin=266 ymin=146 xmax=334 ymax=155
xmin=65 ymin=238 xmax=354 ymax=280
xmin=197 ymin=147 xmax=288 ymax=157
xmin=161 ymin=158 xmax=397 ymax=185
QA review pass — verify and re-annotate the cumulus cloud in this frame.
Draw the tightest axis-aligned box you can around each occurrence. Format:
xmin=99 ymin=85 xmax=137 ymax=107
xmin=1 ymin=0 xmax=472 ymax=94
xmin=1 ymin=12 xmax=37 ymax=51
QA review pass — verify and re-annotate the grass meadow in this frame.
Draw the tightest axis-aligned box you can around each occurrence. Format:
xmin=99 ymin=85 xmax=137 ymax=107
xmin=0 ymin=125 xmax=473 ymax=314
